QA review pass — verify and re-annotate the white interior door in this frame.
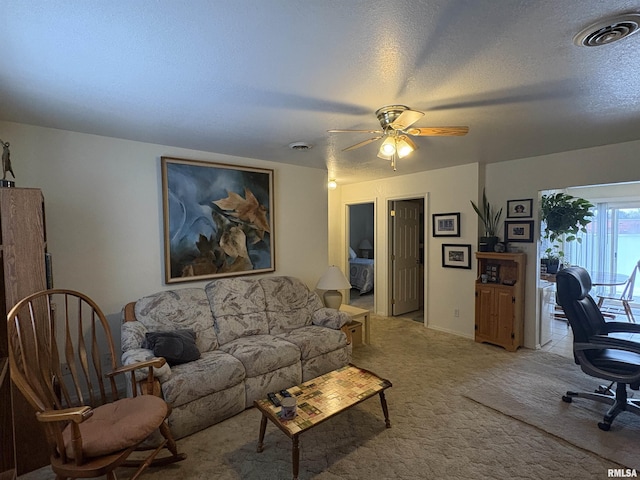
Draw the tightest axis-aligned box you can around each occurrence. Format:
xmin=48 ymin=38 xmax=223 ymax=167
xmin=392 ymin=200 xmax=420 ymax=315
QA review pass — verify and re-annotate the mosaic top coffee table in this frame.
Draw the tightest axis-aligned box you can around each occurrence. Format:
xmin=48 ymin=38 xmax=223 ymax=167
xmin=254 ymin=364 xmax=392 ymax=480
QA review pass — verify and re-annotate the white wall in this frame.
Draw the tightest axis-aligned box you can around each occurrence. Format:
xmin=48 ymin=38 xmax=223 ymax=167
xmin=330 ymin=163 xmax=480 ymax=338
xmin=331 ymin=140 xmax=640 ymax=349
xmin=1 ymin=121 xmax=330 ymax=317
xmin=484 ymin=140 xmax=640 ymax=348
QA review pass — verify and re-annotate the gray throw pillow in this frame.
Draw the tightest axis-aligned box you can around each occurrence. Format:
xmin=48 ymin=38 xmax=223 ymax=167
xmin=143 ymin=329 xmax=200 ymax=365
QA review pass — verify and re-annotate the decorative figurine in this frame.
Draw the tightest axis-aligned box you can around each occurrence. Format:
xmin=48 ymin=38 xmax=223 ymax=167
xmin=0 ymin=139 xmax=15 ymax=187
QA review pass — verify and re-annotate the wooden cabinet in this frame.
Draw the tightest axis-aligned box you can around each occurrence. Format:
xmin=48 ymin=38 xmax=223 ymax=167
xmin=474 ymin=252 xmax=526 ymax=352
xmin=0 ymin=188 xmax=50 ymax=477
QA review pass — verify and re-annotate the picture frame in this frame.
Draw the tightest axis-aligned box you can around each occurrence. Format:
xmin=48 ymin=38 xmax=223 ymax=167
xmin=504 ymin=220 xmax=534 ymax=243
xmin=161 ymin=156 xmax=275 ymax=284
xmin=432 ymin=212 xmax=461 ymax=237
xmin=506 ymin=198 xmax=533 ymax=218
xmin=442 ymin=244 xmax=472 ymax=269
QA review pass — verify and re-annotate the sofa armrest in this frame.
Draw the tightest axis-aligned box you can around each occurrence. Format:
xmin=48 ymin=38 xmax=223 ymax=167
xmin=122 ymin=348 xmax=172 ymax=383
xmin=312 ymin=308 xmax=350 ymax=329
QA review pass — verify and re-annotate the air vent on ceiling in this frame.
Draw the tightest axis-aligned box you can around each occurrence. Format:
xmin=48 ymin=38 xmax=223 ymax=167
xmin=574 ymin=13 xmax=640 ymax=47
xmin=288 ymin=142 xmax=312 ymax=151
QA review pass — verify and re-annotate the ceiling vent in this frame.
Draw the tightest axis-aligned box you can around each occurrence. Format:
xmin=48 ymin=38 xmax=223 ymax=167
xmin=574 ymin=13 xmax=640 ymax=46
xmin=288 ymin=142 xmax=312 ymax=151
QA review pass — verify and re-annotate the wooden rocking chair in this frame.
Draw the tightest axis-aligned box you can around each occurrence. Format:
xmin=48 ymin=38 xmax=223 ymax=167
xmin=7 ymin=289 xmax=186 ymax=480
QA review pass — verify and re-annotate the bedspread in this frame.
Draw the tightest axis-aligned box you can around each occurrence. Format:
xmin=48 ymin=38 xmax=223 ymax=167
xmin=349 ymin=258 xmax=374 ymax=294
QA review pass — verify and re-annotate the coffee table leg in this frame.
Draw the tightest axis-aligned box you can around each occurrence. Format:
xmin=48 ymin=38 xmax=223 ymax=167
xmin=379 ymin=391 xmax=391 ymax=428
xmin=292 ymin=435 xmax=300 ymax=480
xmin=257 ymin=414 xmax=267 ymax=453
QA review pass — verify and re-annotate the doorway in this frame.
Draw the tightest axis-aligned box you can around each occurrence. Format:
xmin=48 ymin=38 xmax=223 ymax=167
xmin=347 ymin=203 xmax=375 ymax=311
xmin=389 ymin=198 xmax=425 ymax=322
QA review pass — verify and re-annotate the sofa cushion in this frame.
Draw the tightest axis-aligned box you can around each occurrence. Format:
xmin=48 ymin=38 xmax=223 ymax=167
xmin=276 ymin=326 xmax=348 ymax=360
xmin=260 ymin=276 xmax=323 ymax=334
xmin=218 ymin=334 xmax=300 ymax=378
xmin=135 ymin=288 xmax=218 ymax=352
xmin=143 ymin=329 xmax=201 ymax=366
xmin=205 ymin=278 xmax=270 ymax=345
xmin=160 ymin=350 xmax=245 ymax=408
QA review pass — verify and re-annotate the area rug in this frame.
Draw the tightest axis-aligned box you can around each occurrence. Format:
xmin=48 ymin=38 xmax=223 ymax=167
xmin=463 ymin=351 xmax=640 ymax=470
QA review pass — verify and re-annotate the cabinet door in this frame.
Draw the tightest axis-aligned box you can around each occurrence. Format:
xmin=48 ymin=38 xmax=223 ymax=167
xmin=475 ymin=285 xmax=496 ymax=339
xmin=494 ymin=286 xmax=515 ymax=346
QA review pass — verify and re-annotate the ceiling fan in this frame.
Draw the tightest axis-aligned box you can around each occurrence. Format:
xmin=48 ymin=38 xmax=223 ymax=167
xmin=328 ymin=105 xmax=469 ymax=170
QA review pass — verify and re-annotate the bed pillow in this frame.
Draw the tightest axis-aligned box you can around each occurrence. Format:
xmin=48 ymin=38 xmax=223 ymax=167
xmin=143 ymin=329 xmax=201 ymax=365
xmin=349 ymin=247 xmax=357 ymax=260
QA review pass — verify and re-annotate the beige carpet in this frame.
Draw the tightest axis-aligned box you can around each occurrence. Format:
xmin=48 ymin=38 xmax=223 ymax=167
xmin=21 ymin=315 xmax=631 ymax=480
xmin=463 ymin=350 xmax=640 ymax=470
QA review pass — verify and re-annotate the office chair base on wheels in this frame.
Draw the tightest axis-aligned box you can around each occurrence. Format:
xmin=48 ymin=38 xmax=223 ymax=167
xmin=562 ymin=383 xmax=640 ymax=431
xmin=562 ymin=384 xmax=640 ymax=432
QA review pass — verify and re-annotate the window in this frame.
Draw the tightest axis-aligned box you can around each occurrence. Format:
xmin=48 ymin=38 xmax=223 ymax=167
xmin=564 ymin=201 xmax=640 ymax=299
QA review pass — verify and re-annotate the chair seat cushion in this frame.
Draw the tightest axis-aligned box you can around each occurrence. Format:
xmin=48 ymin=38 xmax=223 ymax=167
xmin=62 ymin=395 xmax=168 ymax=459
xmin=591 ymin=349 xmax=640 ymax=377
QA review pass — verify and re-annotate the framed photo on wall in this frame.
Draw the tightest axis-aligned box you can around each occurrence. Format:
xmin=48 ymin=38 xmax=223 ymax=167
xmin=442 ymin=244 xmax=472 ymax=269
xmin=161 ymin=157 xmax=275 ymax=284
xmin=504 ymin=220 xmax=534 ymax=242
xmin=432 ymin=212 xmax=461 ymax=237
xmin=506 ymin=199 xmax=533 ymax=218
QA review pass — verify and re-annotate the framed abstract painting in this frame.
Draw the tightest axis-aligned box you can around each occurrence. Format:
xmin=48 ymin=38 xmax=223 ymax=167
xmin=161 ymin=157 xmax=275 ymax=283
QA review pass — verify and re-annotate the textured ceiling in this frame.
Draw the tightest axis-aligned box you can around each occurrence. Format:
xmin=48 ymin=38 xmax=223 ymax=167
xmin=2 ymin=1 xmax=640 ymax=185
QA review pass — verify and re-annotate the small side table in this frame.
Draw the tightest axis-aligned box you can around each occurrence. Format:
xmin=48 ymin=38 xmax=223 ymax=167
xmin=340 ymin=304 xmax=371 ymax=344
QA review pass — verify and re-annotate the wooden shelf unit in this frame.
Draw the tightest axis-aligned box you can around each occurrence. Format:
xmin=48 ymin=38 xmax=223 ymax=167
xmin=0 ymin=188 xmax=50 ymax=476
xmin=474 ymin=252 xmax=526 ymax=352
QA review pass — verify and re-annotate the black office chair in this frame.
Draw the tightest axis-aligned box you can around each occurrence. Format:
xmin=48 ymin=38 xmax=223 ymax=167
xmin=556 ymin=266 xmax=640 ymax=431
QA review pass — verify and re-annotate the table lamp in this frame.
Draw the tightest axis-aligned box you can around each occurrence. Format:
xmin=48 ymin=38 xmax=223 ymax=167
xmin=316 ymin=266 xmax=352 ymax=309
xmin=358 ymin=238 xmax=373 ymax=258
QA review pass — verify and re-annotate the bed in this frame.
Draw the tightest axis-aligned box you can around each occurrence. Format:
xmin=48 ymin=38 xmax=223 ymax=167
xmin=349 ymin=256 xmax=374 ymax=295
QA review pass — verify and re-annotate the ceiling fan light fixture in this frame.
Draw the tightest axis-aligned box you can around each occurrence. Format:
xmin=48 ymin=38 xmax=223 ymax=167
xmin=379 ymin=136 xmax=397 ymax=156
xmin=396 ymin=135 xmax=417 ymax=158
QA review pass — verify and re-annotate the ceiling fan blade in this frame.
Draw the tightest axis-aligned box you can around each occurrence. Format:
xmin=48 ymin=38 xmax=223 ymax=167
xmin=342 ymin=136 xmax=383 ymax=152
xmin=390 ymin=109 xmax=424 ymax=130
xmin=328 ymin=129 xmax=383 ymax=134
xmin=407 ymin=126 xmax=469 ymax=136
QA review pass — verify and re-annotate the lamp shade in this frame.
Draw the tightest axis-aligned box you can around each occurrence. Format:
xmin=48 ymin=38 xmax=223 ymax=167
xmin=358 ymin=239 xmax=373 ymax=250
xmin=316 ymin=266 xmax=351 ymax=290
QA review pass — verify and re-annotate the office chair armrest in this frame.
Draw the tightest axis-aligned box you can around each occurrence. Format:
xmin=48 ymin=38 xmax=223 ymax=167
xmin=36 ymin=406 xmax=93 ymax=424
xmin=583 ymin=335 xmax=640 ymax=355
xmin=603 ymin=322 xmax=640 ymax=334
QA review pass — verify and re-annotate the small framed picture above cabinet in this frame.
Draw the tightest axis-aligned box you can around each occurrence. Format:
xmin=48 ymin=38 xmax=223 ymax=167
xmin=504 ymin=220 xmax=534 ymax=242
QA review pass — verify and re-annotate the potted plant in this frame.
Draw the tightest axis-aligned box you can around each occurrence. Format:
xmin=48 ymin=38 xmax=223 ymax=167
xmin=540 ymin=192 xmax=594 ymax=272
xmin=471 ymin=188 xmax=503 ymax=252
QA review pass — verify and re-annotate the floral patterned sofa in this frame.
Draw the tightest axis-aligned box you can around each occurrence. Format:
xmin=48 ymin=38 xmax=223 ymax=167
xmin=121 ymin=276 xmax=351 ymax=439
